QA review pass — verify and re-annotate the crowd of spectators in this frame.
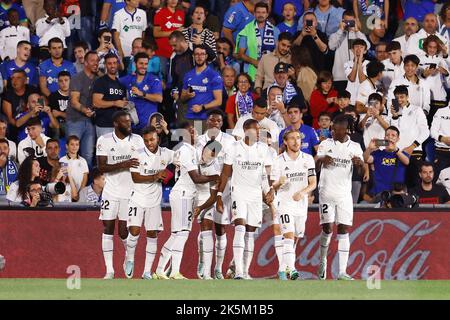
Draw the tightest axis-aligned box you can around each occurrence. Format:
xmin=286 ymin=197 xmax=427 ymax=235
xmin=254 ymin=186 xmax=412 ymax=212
xmin=0 ymin=0 xmax=449 ymax=206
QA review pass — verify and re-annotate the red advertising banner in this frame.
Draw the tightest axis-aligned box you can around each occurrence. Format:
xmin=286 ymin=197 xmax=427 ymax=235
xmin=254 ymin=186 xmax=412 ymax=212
xmin=0 ymin=210 xmax=448 ymax=279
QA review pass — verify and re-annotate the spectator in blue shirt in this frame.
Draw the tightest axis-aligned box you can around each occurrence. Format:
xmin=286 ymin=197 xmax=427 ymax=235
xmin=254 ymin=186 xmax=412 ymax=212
xmin=222 ymin=0 xmax=255 ymax=45
xmin=120 ymin=52 xmax=164 ymax=133
xmin=363 ymin=126 xmax=411 ymax=201
xmin=1 ymin=40 xmax=38 ymax=87
xmin=276 ymin=2 xmax=300 ymax=36
xmin=127 ymin=40 xmax=164 ymax=81
xmin=180 ymin=45 xmax=223 ymax=125
xmin=0 ymin=137 xmax=18 ymax=199
xmin=403 ymin=0 xmax=436 ymax=23
xmin=15 ymin=92 xmax=60 ymax=141
xmin=99 ymin=0 xmax=126 ymax=29
xmin=39 ymin=37 xmax=76 ymax=97
xmin=278 ymin=101 xmax=320 ymax=156
xmin=0 ymin=0 xmax=27 ymax=31
xmin=298 ymin=0 xmax=345 ymax=37
xmin=316 ymin=111 xmax=333 ymax=141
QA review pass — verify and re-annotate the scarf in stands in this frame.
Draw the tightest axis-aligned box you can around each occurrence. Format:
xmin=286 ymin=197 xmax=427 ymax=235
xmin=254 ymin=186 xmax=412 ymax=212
xmin=235 ymin=91 xmax=254 ymax=117
xmin=255 ymin=21 xmax=276 ymax=57
xmin=360 ymin=0 xmax=383 ymax=17
xmin=0 ymin=160 xmax=18 ymax=195
xmin=281 ymin=81 xmax=297 ymax=104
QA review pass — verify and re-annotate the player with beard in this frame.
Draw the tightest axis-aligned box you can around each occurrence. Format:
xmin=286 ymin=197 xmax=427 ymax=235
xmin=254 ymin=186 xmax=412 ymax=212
xmin=96 ymin=111 xmax=145 ymax=279
xmin=316 ymin=115 xmax=364 ymax=280
xmin=216 ymin=119 xmax=275 ymax=280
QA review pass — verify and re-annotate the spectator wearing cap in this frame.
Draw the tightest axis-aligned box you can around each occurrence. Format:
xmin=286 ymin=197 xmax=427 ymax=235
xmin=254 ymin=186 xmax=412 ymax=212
xmin=293 ymin=11 xmax=329 ymax=73
xmin=430 ymin=101 xmax=450 ymax=178
xmin=232 ymin=97 xmax=280 ymax=144
xmin=274 ymin=62 xmax=305 ymax=104
xmin=180 ymin=45 xmax=223 ymax=127
xmin=409 ymin=162 xmax=450 ymax=205
xmin=278 ymin=100 xmax=319 ymax=156
xmin=309 ymin=71 xmax=338 ymax=129
xmin=387 ymin=54 xmax=431 ymax=116
xmin=225 ymin=73 xmax=258 ymax=129
xmin=387 ymin=85 xmax=429 ymax=189
xmin=381 ymin=41 xmax=404 ymax=95
xmin=255 ymin=32 xmax=293 ymax=95
xmin=328 ymin=10 xmax=369 ymax=93
xmin=355 ymin=60 xmax=385 ymax=114
xmin=343 ymin=38 xmax=369 ymax=106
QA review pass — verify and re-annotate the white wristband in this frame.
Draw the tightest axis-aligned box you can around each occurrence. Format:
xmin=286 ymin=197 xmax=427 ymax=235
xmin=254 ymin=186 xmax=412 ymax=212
xmin=217 ymin=192 xmax=223 ymax=197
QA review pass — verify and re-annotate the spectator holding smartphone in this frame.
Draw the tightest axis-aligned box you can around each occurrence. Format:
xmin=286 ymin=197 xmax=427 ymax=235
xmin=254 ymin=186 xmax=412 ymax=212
xmin=363 ymin=126 xmax=411 ymax=202
xmin=149 ymin=112 xmax=173 ymax=149
xmin=359 ymin=92 xmax=389 ymax=148
xmin=310 ymin=71 xmax=338 ymax=129
xmin=316 ymin=112 xmax=332 ymax=141
xmin=387 ymin=85 xmax=429 ymax=189
xmin=35 ymin=0 xmax=71 ymax=49
xmin=419 ymin=35 xmax=449 ymax=122
xmin=15 ymin=93 xmax=59 ymax=142
xmin=96 ymin=29 xmax=124 ymax=76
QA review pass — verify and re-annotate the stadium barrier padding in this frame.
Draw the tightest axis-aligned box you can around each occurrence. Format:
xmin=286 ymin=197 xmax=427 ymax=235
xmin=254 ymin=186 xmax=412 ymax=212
xmin=0 ymin=209 xmax=449 ymax=279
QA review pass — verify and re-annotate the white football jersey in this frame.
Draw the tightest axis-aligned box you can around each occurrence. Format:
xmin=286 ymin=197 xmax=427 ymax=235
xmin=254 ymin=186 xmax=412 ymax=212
xmin=225 ymin=140 xmax=273 ymax=199
xmin=271 ymin=151 xmax=316 ymax=216
xmin=317 ymin=138 xmax=363 ymax=200
xmin=130 ymin=146 xmax=174 ymax=208
xmin=196 ymin=158 xmax=221 ymax=203
xmin=96 ymin=131 xmax=145 ymax=200
xmin=112 ymin=8 xmax=147 ymax=57
xmin=171 ymin=142 xmax=198 ymax=198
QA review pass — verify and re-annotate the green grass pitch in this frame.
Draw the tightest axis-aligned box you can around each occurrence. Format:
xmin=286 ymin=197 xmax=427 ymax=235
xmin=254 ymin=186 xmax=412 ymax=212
xmin=0 ymin=279 xmax=449 ymax=300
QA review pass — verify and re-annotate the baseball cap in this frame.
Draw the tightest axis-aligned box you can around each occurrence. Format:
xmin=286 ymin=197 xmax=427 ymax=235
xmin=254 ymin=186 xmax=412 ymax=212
xmin=274 ymin=62 xmax=289 ymax=74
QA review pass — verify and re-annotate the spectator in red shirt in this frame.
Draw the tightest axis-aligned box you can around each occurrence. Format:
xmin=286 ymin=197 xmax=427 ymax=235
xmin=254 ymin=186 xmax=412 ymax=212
xmin=225 ymin=73 xmax=258 ymax=129
xmin=309 ymin=70 xmax=338 ymax=129
xmin=153 ymin=0 xmax=185 ymax=59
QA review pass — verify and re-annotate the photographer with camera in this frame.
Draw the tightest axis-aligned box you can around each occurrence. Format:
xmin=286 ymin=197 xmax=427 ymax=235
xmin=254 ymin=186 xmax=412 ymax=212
xmin=387 ymin=85 xmax=429 ymax=189
xmin=363 ymin=126 xmax=410 ymax=203
xmin=329 ymin=10 xmax=369 ymax=93
xmin=381 ymin=183 xmax=419 ymax=209
xmin=409 ymin=162 xmax=450 ymax=205
xmin=21 ymin=181 xmax=44 ymax=207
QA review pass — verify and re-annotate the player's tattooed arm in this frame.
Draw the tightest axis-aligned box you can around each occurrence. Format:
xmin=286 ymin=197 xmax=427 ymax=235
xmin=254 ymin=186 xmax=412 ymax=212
xmin=97 ymin=156 xmax=140 ymax=173
xmin=131 ymin=170 xmax=167 ymax=184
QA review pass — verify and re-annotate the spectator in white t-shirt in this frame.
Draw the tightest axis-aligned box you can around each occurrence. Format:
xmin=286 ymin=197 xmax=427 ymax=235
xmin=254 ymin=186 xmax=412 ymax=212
xmin=358 ymin=92 xmax=389 ymax=148
xmin=35 ymin=0 xmax=71 ymax=48
xmin=381 ymin=41 xmax=404 ymax=95
xmin=0 ymin=9 xmax=30 ymax=61
xmin=355 ymin=60 xmax=385 ymax=114
xmin=344 ymin=38 xmax=369 ymax=106
xmin=58 ymin=135 xmax=89 ymax=195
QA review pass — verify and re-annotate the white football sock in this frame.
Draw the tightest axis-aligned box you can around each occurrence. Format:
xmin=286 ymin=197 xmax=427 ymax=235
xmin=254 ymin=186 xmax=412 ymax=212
xmin=337 ymin=233 xmax=350 ymax=275
xmin=274 ymin=235 xmax=284 ymax=271
xmin=170 ymin=231 xmax=189 ymax=276
xmin=126 ymin=234 xmax=139 ymax=262
xmin=143 ymin=237 xmax=157 ymax=274
xmin=156 ymin=233 xmax=176 ymax=274
xmin=197 ymin=231 xmax=203 ymax=264
xmin=243 ymin=231 xmax=255 ymax=276
xmin=201 ymin=230 xmax=214 ymax=278
xmin=102 ymin=234 xmax=114 ymax=274
xmin=283 ymin=238 xmax=296 ymax=271
xmin=233 ymin=225 xmax=246 ymax=277
xmin=215 ymin=234 xmax=227 ymax=272
xmin=319 ymin=231 xmax=332 ymax=262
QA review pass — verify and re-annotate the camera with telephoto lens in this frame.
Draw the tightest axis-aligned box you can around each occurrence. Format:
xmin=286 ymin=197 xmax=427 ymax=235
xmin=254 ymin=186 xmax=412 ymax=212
xmin=37 ymin=182 xmax=66 ymax=206
xmin=381 ymin=183 xmax=418 ymax=208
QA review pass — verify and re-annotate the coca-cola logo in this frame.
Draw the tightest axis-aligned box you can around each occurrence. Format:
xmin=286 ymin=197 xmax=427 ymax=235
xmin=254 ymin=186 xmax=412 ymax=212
xmin=255 ymin=219 xmax=441 ymax=280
